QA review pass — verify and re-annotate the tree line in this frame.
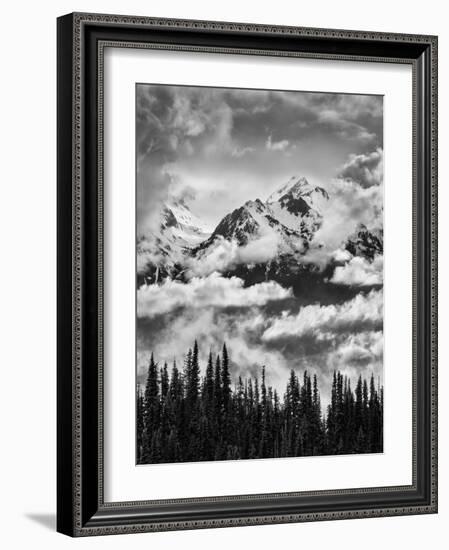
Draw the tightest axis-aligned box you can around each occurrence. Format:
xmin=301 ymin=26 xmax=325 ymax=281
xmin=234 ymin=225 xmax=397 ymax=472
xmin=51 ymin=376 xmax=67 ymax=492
xmin=137 ymin=341 xmax=383 ymax=464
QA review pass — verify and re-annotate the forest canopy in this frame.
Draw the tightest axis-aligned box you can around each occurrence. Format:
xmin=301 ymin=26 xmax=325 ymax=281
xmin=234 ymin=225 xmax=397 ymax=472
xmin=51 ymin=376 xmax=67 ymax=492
xmin=137 ymin=341 xmax=383 ymax=465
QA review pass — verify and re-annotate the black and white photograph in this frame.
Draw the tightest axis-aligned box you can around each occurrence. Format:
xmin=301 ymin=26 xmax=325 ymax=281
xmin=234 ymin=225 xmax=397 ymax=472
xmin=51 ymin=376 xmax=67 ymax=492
xmin=49 ymin=7 xmax=439 ymax=540
xmin=135 ymin=84 xmax=384 ymax=465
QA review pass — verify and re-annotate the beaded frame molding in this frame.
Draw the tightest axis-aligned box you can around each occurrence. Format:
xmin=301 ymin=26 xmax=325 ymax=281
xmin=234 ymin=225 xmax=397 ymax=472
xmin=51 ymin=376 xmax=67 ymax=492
xmin=57 ymin=12 xmax=438 ymax=537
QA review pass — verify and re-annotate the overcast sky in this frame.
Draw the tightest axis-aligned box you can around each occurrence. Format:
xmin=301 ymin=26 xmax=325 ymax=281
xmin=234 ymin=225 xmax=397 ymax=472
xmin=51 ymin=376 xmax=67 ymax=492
xmin=136 ymin=84 xmax=383 ymax=233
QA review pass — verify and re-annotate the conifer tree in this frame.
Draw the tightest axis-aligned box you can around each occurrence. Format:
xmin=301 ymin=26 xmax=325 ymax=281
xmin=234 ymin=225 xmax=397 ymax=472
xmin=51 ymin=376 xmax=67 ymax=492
xmin=136 ymin=386 xmax=144 ymax=463
xmin=214 ymin=355 xmax=222 ymax=426
xmin=221 ymin=343 xmax=231 ymax=413
xmin=186 ymin=340 xmax=200 ymax=407
xmin=169 ymin=360 xmax=182 ymax=401
xmin=141 ymin=353 xmax=160 ymax=462
xmin=161 ymin=363 xmax=169 ymax=404
xmin=203 ymin=351 xmax=215 ymax=416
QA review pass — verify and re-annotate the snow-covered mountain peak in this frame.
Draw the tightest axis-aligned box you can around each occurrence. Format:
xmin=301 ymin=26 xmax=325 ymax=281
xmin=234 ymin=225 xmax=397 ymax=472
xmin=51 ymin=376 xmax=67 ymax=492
xmin=243 ymin=198 xmax=265 ymax=214
xmin=267 ymin=176 xmax=329 ymax=210
xmin=163 ymin=199 xmax=210 ymax=236
xmin=137 ymin=197 xmax=211 ymax=280
xmin=208 ymin=200 xmax=267 ymax=246
xmin=267 ymin=176 xmax=308 ymax=203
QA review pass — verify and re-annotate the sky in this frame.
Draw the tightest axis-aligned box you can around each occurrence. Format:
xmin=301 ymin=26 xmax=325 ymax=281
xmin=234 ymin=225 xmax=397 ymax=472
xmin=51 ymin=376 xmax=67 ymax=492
xmin=136 ymin=83 xmax=384 ymax=403
xmin=136 ymin=83 xmax=383 ymax=234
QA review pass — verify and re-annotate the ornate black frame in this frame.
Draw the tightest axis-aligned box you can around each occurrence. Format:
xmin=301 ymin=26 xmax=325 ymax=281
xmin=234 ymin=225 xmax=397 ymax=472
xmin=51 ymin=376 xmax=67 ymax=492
xmin=57 ymin=12 xmax=438 ymax=537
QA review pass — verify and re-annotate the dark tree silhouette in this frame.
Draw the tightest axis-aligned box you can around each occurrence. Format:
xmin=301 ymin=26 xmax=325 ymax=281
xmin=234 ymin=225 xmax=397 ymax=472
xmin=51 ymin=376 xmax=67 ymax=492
xmin=141 ymin=353 xmax=160 ymax=463
xmin=136 ymin=386 xmax=144 ymax=461
xmin=137 ymin=343 xmax=383 ymax=465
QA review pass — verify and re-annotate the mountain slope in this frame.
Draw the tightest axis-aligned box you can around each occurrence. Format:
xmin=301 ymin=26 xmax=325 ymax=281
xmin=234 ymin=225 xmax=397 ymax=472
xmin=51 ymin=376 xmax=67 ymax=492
xmin=196 ymin=177 xmax=327 ymax=259
xmin=137 ymin=198 xmax=210 ymax=283
xmin=346 ymin=225 xmax=383 ymax=259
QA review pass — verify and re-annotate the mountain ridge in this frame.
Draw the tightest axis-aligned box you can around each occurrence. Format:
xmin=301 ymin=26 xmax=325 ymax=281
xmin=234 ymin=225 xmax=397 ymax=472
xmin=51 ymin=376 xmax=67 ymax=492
xmin=137 ymin=176 xmax=383 ymax=291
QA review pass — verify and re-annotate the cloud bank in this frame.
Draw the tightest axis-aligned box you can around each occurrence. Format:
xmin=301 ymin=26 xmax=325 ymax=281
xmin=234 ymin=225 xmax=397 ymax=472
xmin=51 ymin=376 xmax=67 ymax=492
xmin=137 ymin=273 xmax=292 ymax=318
xmin=137 ymin=281 xmax=383 ymax=404
xmin=261 ymin=289 xmax=383 ymax=343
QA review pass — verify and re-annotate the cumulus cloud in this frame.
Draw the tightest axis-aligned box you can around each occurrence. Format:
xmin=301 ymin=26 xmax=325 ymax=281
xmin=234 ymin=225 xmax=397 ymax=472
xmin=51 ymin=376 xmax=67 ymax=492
xmin=332 ymin=248 xmax=353 ymax=263
xmin=300 ymin=148 xmax=383 ymax=268
xmin=137 ymin=273 xmax=292 ymax=318
xmin=302 ymin=176 xmax=383 ymax=268
xmin=333 ymin=331 xmax=383 ymax=367
xmin=186 ymin=232 xmax=280 ymax=278
xmin=316 ymin=330 xmax=384 ymax=395
xmin=330 ymin=255 xmax=383 ymax=286
xmin=262 ymin=289 xmax=383 ymax=343
xmin=338 ymin=148 xmax=383 ymax=188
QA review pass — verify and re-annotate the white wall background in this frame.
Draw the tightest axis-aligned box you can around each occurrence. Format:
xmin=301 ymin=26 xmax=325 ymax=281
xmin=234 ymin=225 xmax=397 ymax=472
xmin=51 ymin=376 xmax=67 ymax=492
xmin=0 ymin=1 xmax=446 ymax=548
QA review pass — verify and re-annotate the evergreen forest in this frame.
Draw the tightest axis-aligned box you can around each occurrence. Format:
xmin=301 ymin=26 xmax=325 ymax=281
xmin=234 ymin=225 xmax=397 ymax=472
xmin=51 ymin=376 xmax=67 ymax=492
xmin=137 ymin=341 xmax=383 ymax=464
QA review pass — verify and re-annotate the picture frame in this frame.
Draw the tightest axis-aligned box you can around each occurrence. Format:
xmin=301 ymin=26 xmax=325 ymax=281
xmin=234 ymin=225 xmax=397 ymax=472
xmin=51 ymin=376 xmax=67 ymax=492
xmin=57 ymin=12 xmax=438 ymax=536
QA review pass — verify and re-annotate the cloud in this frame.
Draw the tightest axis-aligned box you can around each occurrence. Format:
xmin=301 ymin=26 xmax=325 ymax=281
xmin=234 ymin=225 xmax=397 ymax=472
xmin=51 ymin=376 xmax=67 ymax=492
xmin=231 ymin=146 xmax=255 ymax=158
xmin=317 ymin=110 xmax=377 ymax=142
xmin=257 ymin=93 xmax=382 ymax=148
xmin=299 ymin=148 xmax=384 ymax=271
xmin=266 ymin=135 xmax=290 ymax=151
xmin=137 ymin=273 xmax=292 ymax=318
xmin=186 ymin=233 xmax=280 ymax=278
xmin=338 ymin=148 xmax=383 ymax=188
xmin=302 ymin=173 xmax=383 ymax=268
xmin=137 ymin=306 xmax=291 ymax=392
xmin=262 ymin=289 xmax=383 ymax=343
xmin=136 ymin=85 xmax=236 ymax=233
xmin=172 ymin=95 xmax=206 ymax=136
xmin=330 ymin=255 xmax=383 ymax=286
xmin=333 ymin=331 xmax=383 ymax=366
xmin=332 ymin=248 xmax=353 ymax=263
xmin=316 ymin=330 xmax=383 ymax=393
